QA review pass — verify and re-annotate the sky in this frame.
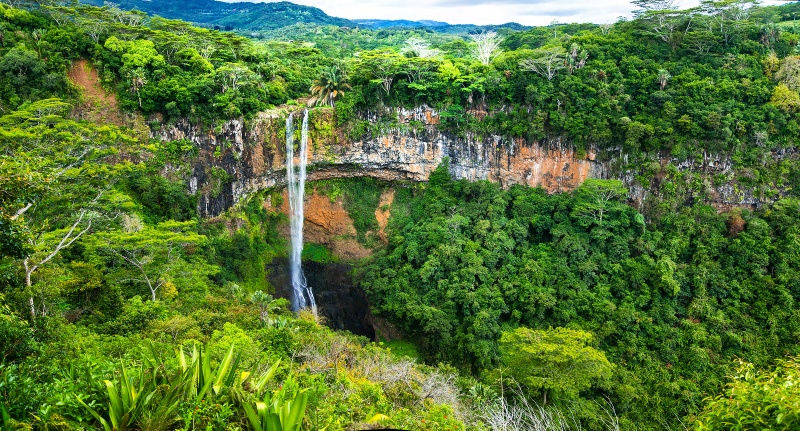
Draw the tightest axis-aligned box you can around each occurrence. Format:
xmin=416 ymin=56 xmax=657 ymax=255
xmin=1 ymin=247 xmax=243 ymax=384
xmin=219 ymin=0 xmax=794 ymax=26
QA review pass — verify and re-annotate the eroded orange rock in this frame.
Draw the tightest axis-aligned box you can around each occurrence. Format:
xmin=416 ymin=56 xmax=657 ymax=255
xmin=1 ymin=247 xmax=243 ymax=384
xmin=275 ymin=189 xmax=371 ymax=260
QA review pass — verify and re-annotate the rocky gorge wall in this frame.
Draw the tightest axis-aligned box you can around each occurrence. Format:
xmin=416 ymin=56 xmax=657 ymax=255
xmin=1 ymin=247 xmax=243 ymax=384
xmin=154 ymin=106 xmax=610 ymax=218
xmin=153 ymin=105 xmax=793 ymax=219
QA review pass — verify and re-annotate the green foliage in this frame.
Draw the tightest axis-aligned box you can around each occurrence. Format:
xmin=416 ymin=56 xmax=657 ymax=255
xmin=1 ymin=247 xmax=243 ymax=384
xmin=81 ymin=0 xmax=354 ymax=31
xmin=249 ymin=291 xmax=284 ymax=325
xmin=301 ymin=243 xmax=337 ymax=264
xmin=0 ymin=295 xmax=34 ymax=363
xmin=76 ymin=361 xmax=177 ymax=431
xmin=75 ymin=342 xmax=280 ymax=431
xmin=84 ymin=220 xmax=218 ymax=303
xmin=208 ymin=196 xmax=284 ymax=292
xmin=0 ymin=159 xmax=37 ymax=259
xmin=0 ymin=307 xmax=467 ymax=430
xmin=497 ymin=327 xmax=613 ymax=402
xmin=571 ymin=179 xmax=630 ymax=227
xmin=314 ymin=178 xmax=386 ymax=244
xmin=695 ymin=358 xmax=800 ymax=430
xmin=100 ymin=296 xmax=168 ymax=336
xmin=243 ymin=378 xmax=309 ymax=431
xmin=382 ymin=340 xmax=419 ymax=360
xmin=0 ymin=2 xmax=337 ymax=122
xmin=309 ymin=63 xmax=351 ymax=107
xmin=6 ymin=2 xmax=800 ymax=430
xmin=363 ymin=167 xmax=800 ymax=428
xmin=771 ymin=83 xmax=800 ymax=112
xmin=175 ymin=343 xmax=248 ymax=402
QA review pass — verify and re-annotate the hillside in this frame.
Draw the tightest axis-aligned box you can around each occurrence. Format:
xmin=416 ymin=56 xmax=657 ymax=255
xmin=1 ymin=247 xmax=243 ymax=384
xmin=80 ymin=0 xmax=354 ymax=30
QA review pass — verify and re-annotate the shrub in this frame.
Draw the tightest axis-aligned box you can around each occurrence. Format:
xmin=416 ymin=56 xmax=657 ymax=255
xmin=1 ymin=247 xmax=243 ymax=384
xmin=694 ymin=358 xmax=800 ymax=430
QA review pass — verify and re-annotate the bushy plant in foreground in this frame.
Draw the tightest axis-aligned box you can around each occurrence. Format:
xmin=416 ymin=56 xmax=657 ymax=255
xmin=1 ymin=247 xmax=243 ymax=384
xmin=694 ymin=358 xmax=800 ymax=431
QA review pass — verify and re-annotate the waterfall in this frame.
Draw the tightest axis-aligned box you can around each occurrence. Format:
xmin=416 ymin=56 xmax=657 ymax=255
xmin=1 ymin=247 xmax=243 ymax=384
xmin=286 ymin=110 xmax=316 ymax=313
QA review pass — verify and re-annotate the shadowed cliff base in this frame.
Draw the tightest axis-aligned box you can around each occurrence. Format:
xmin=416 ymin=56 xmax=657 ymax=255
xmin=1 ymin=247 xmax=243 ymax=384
xmin=267 ymin=258 xmax=376 ymax=339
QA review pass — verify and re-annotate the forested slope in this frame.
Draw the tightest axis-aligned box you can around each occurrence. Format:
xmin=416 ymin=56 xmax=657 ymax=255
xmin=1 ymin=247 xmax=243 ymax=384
xmin=80 ymin=0 xmax=354 ymax=31
xmin=363 ymin=163 xmax=800 ymax=428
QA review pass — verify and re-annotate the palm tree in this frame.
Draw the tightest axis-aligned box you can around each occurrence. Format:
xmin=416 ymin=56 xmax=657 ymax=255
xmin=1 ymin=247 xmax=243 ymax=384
xmin=309 ymin=64 xmax=351 ymax=108
xmin=250 ymin=290 xmax=280 ymax=325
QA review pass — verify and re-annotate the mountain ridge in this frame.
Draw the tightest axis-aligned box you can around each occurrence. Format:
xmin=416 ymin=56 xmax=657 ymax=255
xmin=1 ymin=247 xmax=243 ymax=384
xmin=81 ymin=0 xmax=355 ymax=30
xmin=352 ymin=18 xmax=529 ymax=32
xmin=81 ymin=0 xmax=528 ymax=32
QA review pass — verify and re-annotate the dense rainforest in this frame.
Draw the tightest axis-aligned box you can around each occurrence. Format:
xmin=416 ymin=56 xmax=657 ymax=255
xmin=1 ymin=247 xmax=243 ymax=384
xmin=3 ymin=0 xmax=800 ymax=430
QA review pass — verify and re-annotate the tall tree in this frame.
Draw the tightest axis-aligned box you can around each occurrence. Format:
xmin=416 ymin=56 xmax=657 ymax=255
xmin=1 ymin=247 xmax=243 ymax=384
xmin=0 ymin=99 xmax=135 ymax=317
xmin=401 ymin=36 xmax=440 ymax=59
xmin=497 ymin=327 xmax=614 ymax=404
xmin=90 ymin=221 xmax=217 ymax=302
xmin=519 ymin=47 xmax=566 ymax=81
xmin=571 ymin=179 xmax=629 ymax=226
xmin=353 ymin=51 xmax=405 ymax=96
xmin=469 ymin=31 xmax=502 ymax=65
xmin=700 ymin=0 xmax=760 ymax=45
xmin=309 ymin=63 xmax=351 ymax=107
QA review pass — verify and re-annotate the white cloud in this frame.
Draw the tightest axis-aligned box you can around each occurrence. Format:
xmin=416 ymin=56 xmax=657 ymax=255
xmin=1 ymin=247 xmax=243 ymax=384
xmin=218 ymin=0 xmax=793 ymax=26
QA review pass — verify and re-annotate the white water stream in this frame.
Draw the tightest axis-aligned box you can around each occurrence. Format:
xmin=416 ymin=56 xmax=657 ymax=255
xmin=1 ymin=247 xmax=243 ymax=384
xmin=286 ymin=110 xmax=316 ymax=313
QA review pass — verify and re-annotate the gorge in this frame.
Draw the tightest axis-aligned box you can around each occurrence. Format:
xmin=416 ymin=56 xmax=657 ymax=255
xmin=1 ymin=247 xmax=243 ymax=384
xmin=6 ymin=1 xmax=800 ymax=428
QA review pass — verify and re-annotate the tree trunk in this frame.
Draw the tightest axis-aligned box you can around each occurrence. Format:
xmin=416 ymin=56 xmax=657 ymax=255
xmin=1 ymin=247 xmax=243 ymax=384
xmin=24 ymin=258 xmax=35 ymax=319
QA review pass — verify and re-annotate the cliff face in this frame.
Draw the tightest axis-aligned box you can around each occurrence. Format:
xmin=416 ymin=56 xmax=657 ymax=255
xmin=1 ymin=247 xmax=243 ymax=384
xmin=154 ymin=105 xmax=795 ymax=219
xmin=155 ymin=106 xmax=609 ymax=218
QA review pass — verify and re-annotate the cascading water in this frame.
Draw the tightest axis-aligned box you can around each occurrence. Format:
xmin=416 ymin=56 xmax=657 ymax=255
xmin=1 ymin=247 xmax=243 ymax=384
xmin=286 ymin=110 xmax=316 ymax=313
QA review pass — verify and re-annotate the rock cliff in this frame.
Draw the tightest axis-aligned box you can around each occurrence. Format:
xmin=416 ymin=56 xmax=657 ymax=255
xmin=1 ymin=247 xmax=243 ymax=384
xmin=153 ymin=105 xmax=793 ymax=218
xmin=155 ymin=106 xmax=610 ymax=218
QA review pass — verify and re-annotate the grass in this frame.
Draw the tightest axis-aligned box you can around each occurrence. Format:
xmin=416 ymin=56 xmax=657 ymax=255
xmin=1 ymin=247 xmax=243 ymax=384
xmin=383 ymin=340 xmax=419 ymax=360
xmin=302 ymin=243 xmax=338 ymax=263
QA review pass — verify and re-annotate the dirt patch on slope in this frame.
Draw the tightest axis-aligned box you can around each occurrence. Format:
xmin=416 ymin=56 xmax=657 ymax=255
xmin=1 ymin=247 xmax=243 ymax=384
xmin=68 ymin=59 xmax=123 ymax=126
xmin=374 ymin=189 xmax=394 ymax=243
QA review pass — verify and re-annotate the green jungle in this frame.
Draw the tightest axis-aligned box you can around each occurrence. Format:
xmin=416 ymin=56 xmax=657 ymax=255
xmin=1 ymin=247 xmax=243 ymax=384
xmin=3 ymin=0 xmax=800 ymax=429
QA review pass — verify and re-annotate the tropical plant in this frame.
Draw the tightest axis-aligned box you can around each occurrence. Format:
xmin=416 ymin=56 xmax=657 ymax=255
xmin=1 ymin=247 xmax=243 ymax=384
xmin=657 ymin=68 xmax=671 ymax=90
xmin=243 ymin=378 xmax=309 ymax=431
xmin=694 ymin=358 xmax=800 ymax=430
xmin=76 ymin=361 xmax=185 ymax=431
xmin=177 ymin=343 xmax=241 ymax=402
xmin=76 ymin=343 xmax=283 ymax=430
xmin=1 ymin=402 xmax=11 ymax=431
xmin=249 ymin=290 xmax=281 ymax=325
xmin=309 ymin=64 xmax=351 ymax=108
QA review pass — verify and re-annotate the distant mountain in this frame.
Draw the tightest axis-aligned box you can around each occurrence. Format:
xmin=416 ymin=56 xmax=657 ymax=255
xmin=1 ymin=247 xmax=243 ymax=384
xmin=352 ymin=19 xmax=451 ymax=29
xmin=81 ymin=0 xmax=355 ymax=30
xmin=81 ymin=0 xmax=528 ymax=33
xmin=352 ymin=18 xmax=529 ymax=33
xmin=440 ymin=22 xmax=531 ymax=33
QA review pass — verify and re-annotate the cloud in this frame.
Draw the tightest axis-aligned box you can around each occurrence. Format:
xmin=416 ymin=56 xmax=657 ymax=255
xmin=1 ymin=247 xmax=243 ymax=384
xmin=219 ymin=0 xmax=792 ymax=26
